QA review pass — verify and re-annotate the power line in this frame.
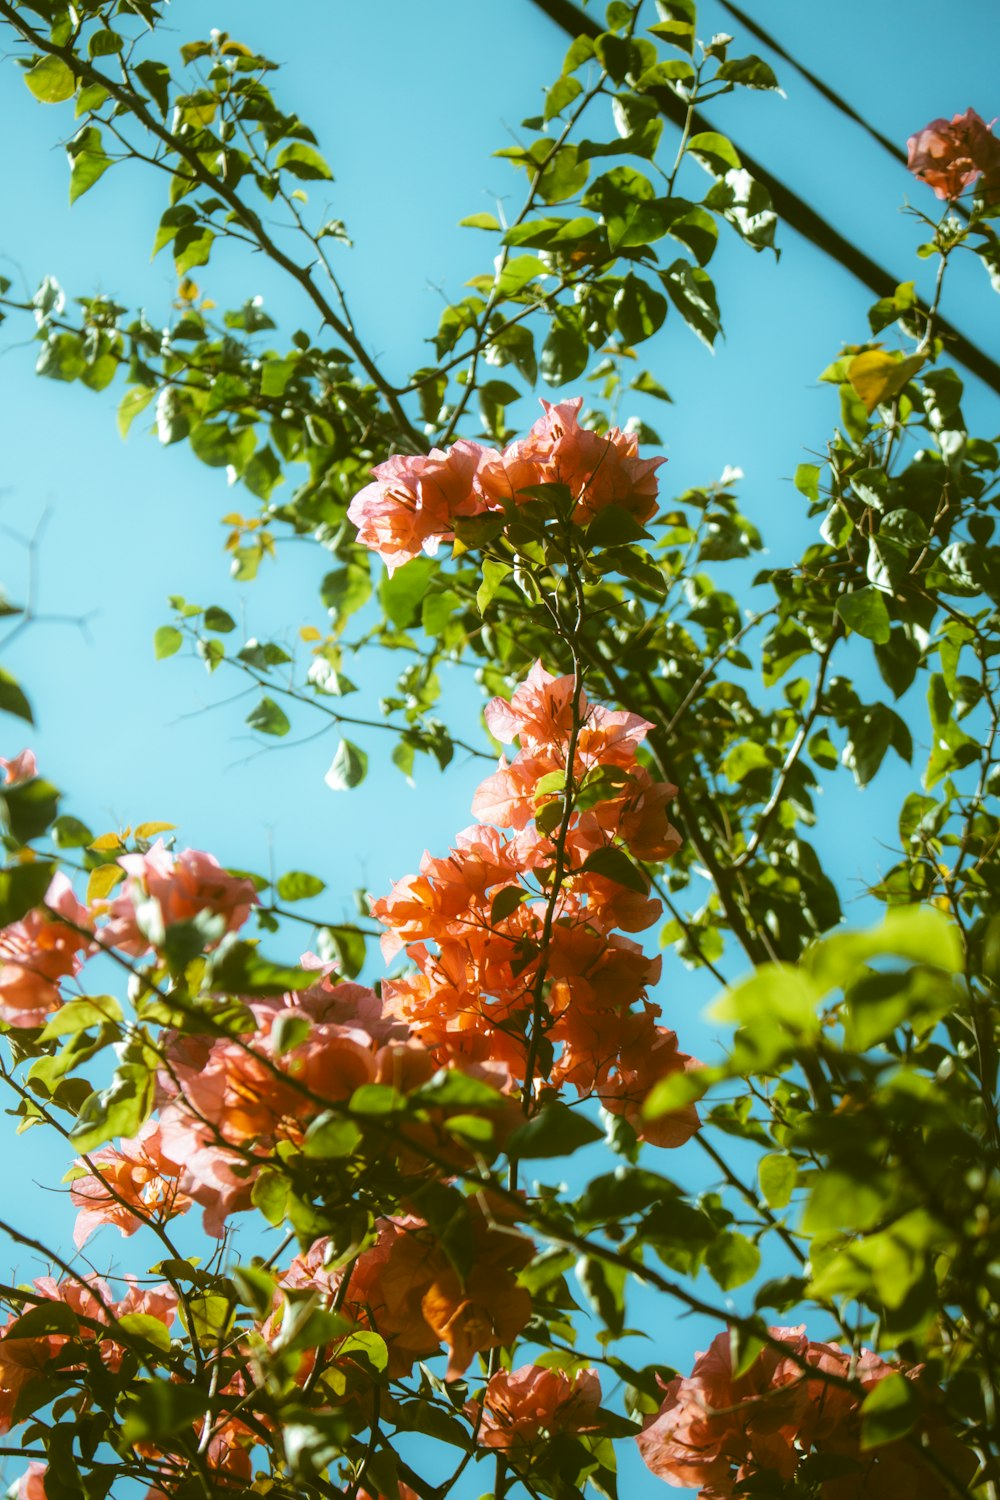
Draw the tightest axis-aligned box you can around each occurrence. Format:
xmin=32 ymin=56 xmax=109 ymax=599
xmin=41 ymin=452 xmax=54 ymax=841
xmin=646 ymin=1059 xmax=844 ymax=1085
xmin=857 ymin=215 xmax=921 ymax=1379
xmin=526 ymin=0 xmax=1000 ymax=396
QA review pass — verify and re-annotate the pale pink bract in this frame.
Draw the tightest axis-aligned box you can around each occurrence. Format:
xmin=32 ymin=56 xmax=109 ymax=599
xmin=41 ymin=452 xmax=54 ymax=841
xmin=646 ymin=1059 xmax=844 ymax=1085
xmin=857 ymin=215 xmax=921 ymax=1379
xmin=0 ymin=749 xmax=38 ymax=785
xmin=907 ymin=107 xmax=1000 ymax=200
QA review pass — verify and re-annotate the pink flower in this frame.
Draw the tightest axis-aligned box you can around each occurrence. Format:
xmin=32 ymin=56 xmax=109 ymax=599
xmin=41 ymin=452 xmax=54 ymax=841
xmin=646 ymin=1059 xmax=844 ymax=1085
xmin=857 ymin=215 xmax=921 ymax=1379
xmin=347 ymin=440 xmax=485 ymax=573
xmin=0 ymin=871 xmax=91 ymax=1025
xmin=636 ymin=1327 xmax=810 ymax=1494
xmin=100 ymin=841 xmax=257 ymax=956
xmin=16 ymin=1462 xmax=48 ymax=1500
xmin=0 ymin=750 xmax=38 ymax=785
xmin=476 ymin=398 xmax=665 ymax=523
xmin=469 ymin=1364 xmax=602 ymax=1449
xmin=595 ymin=1010 xmax=701 ymax=1148
xmin=907 ymin=108 xmax=1000 ymax=200
xmin=70 ymin=1122 xmax=192 ymax=1247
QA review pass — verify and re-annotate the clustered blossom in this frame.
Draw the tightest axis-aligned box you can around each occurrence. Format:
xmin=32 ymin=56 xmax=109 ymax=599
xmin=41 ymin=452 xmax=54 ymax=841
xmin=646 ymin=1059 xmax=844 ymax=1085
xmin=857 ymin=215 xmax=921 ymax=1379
xmin=99 ymin=839 xmax=259 ymax=955
xmin=0 ymin=1273 xmax=176 ymax=1434
xmin=637 ymin=1326 xmax=976 ymax=1497
xmin=0 ymin=821 xmax=260 ymax=1029
xmin=0 ymin=871 xmax=91 ymax=1026
xmin=467 ymin=1363 xmax=602 ymax=1449
xmin=907 ymin=107 xmax=1000 ymax=201
xmin=347 ymin=396 xmax=666 ymax=572
xmin=281 ymin=1199 xmax=533 ymax=1382
xmin=373 ymin=660 xmax=698 ymax=1145
xmin=69 ymin=1121 xmax=192 ymax=1248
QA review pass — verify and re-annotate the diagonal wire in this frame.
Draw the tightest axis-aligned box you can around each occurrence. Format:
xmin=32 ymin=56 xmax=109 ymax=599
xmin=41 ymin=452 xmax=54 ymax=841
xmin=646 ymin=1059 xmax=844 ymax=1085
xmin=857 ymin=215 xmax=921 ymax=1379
xmin=526 ymin=0 xmax=1000 ymax=396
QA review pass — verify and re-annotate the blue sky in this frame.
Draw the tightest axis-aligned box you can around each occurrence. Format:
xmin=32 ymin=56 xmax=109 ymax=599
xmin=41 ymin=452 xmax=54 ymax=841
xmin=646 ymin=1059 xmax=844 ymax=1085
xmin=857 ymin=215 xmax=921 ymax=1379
xmin=1 ymin=1 xmax=999 ymax=1492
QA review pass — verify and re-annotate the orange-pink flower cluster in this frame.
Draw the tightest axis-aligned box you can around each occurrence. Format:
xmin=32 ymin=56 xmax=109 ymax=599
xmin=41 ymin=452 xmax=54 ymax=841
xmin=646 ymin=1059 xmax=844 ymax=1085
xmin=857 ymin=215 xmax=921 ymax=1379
xmin=373 ymin=661 xmax=698 ymax=1145
xmin=69 ymin=1121 xmax=192 ymax=1248
xmin=281 ymin=1200 xmax=533 ymax=1381
xmin=348 ymin=397 xmax=665 ymax=572
xmin=150 ymin=968 xmax=424 ymax=1234
xmin=0 ymin=1274 xmax=176 ymax=1433
xmin=907 ymin=107 xmax=1000 ymax=201
xmin=467 ymin=1363 xmax=602 ymax=1449
xmin=100 ymin=839 xmax=258 ymax=955
xmin=0 ymin=872 xmax=90 ymax=1026
xmin=636 ymin=1326 xmax=975 ymax=1498
xmin=0 ymin=813 xmax=261 ymax=1027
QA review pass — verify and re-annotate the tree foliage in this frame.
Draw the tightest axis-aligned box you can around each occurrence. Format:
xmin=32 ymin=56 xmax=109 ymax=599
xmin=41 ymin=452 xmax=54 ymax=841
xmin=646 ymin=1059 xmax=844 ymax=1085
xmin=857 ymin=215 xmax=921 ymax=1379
xmin=0 ymin=3 xmax=999 ymax=1499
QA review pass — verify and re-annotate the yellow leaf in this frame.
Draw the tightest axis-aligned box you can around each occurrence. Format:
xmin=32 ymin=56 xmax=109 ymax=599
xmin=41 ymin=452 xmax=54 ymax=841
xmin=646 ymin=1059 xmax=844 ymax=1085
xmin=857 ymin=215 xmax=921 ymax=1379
xmin=299 ymin=625 xmax=321 ymax=643
xmin=87 ymin=864 xmax=126 ymax=903
xmin=291 ymin=189 xmax=309 ymax=203
xmin=89 ymin=832 xmax=124 ymax=852
xmin=178 ymin=278 xmax=200 ymax=302
xmin=201 ymin=299 xmax=217 ymax=311
xmin=221 ymin=512 xmax=246 ymax=526
xmin=134 ymin=821 xmax=177 ymax=839
xmin=847 ymin=350 xmax=924 ymax=415
xmin=220 ymin=39 xmax=254 ymax=55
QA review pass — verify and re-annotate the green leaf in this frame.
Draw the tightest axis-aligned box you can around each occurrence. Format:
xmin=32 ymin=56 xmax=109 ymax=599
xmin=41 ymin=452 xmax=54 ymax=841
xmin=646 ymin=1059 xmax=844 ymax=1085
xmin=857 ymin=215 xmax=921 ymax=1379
xmin=325 ymin=738 xmax=368 ymax=791
xmin=716 ymin=55 xmax=781 ymax=90
xmin=859 ymin=1372 xmax=918 ymax=1450
xmin=275 ymin=142 xmax=333 ymax=180
xmin=5 ymin=1302 xmax=80 ymax=1339
xmin=580 ymin=845 xmax=649 ymax=894
xmin=121 ymin=1380 xmax=206 ymax=1444
xmin=208 ymin=939 xmax=313 ymax=998
xmin=705 ymin=170 xmax=777 ymax=252
xmin=705 ymin=1230 xmax=761 ymax=1290
xmin=477 ymin=558 xmax=511 ymax=614
xmin=806 ymin=906 xmax=963 ymax=992
xmin=541 ymin=308 xmax=589 ymax=386
xmin=134 ymin=58 xmax=171 ymax=115
xmin=246 ymin=697 xmax=290 ymax=737
xmin=758 ymin=1153 xmax=797 ymax=1209
xmin=422 ymin=588 xmax=462 ymax=636
xmin=118 ymin=385 xmax=155 ymax=439
xmin=378 ymin=556 xmax=434 ymax=628
xmin=24 ymin=55 xmax=75 ymax=103
xmin=496 ymin=255 xmax=545 ymax=297
xmin=70 ymin=1063 xmax=153 ymax=1153
xmin=203 ymin=606 xmax=235 ymax=633
xmin=836 ymin=586 xmax=891 ymax=644
xmin=794 ymin=463 xmax=821 ymax=502
xmin=1 ymin=778 xmax=61 ymax=842
xmin=585 ymin=506 xmax=651 ymax=549
xmin=508 ymin=1102 xmax=605 ymax=1158
xmin=686 ymin=131 xmax=741 ymax=176
xmin=50 ymin=815 xmax=93 ymax=849
xmin=67 ymin=126 xmax=111 ymax=204
xmin=153 ymin=625 xmax=183 ymax=660
xmin=712 ymin=962 xmax=820 ymax=1033
xmin=115 ymin=1312 xmax=172 ymax=1354
xmin=0 ymin=862 xmax=56 ymax=926
xmin=303 ymin=1111 xmax=362 ymax=1159
xmin=276 ymin=871 xmax=326 ymax=902
xmin=0 ymin=667 xmax=33 ymax=723
xmin=41 ymin=995 xmax=122 ymax=1040
xmin=614 ymin=274 xmax=667 ymax=345
xmin=575 ymin=1255 xmax=626 ymax=1336
xmin=490 ymin=884 xmax=529 ymax=923
xmin=460 ymin=212 xmax=501 ymax=230
xmin=662 ymin=261 xmax=721 ymax=349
